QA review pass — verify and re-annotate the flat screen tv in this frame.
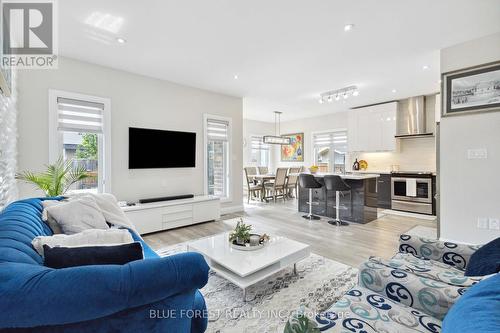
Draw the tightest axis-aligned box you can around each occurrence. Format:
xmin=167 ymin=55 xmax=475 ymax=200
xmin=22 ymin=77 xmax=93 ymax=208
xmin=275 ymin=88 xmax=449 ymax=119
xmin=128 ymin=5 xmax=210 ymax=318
xmin=129 ymin=127 xmax=196 ymax=169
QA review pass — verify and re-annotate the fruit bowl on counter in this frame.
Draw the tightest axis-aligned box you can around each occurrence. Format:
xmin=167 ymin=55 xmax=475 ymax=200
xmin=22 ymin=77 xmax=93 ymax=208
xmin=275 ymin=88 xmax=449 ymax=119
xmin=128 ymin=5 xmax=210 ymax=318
xmin=359 ymin=160 xmax=368 ymax=170
xmin=309 ymin=165 xmax=319 ymax=174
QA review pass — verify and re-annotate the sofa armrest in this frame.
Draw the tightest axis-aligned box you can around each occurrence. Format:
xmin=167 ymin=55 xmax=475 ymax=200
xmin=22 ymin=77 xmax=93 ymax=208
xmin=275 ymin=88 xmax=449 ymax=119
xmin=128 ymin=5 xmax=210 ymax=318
xmin=358 ymin=260 xmax=465 ymax=320
xmin=398 ymin=234 xmax=480 ymax=271
xmin=0 ymin=252 xmax=209 ymax=329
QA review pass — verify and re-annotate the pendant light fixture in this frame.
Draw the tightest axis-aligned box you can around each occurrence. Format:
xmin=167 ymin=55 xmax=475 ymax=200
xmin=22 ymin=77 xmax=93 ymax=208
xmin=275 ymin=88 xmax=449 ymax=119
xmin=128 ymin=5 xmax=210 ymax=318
xmin=263 ymin=111 xmax=291 ymax=145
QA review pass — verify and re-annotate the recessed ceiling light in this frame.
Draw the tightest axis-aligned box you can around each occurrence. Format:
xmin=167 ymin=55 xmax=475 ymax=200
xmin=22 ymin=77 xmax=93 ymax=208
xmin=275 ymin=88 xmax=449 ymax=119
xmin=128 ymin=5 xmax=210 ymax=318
xmin=344 ymin=24 xmax=354 ymax=32
xmin=392 ymin=89 xmax=397 ymax=93
xmin=422 ymin=65 xmax=429 ymax=70
xmin=233 ymin=74 xmax=239 ymax=80
xmin=352 ymin=90 xmax=359 ymax=96
xmin=116 ymin=37 xmax=127 ymax=44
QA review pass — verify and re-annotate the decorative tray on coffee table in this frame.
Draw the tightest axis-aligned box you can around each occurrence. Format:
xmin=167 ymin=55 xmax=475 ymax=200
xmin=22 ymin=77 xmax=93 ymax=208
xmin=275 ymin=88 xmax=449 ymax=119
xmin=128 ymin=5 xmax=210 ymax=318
xmin=230 ymin=233 xmax=269 ymax=251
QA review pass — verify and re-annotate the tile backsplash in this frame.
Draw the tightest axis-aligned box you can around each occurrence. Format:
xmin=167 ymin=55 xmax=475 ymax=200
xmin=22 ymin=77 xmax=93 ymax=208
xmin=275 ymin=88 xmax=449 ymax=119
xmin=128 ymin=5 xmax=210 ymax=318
xmin=351 ymin=136 xmax=436 ymax=172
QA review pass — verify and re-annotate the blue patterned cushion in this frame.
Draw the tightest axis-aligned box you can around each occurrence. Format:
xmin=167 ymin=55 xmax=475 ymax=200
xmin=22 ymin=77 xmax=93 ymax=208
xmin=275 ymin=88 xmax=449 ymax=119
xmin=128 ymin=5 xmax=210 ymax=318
xmin=369 ymin=253 xmax=483 ymax=287
xmin=399 ymin=234 xmax=480 ymax=270
xmin=358 ymin=260 xmax=464 ymax=320
xmin=287 ymin=286 xmax=442 ymax=333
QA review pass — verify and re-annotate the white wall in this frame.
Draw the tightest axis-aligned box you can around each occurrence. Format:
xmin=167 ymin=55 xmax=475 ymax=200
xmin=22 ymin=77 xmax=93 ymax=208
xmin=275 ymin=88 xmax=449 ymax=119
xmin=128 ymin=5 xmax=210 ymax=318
xmin=439 ymin=32 xmax=500 ymax=244
xmin=17 ymin=57 xmax=243 ymax=212
xmin=0 ymin=72 xmax=18 ymax=210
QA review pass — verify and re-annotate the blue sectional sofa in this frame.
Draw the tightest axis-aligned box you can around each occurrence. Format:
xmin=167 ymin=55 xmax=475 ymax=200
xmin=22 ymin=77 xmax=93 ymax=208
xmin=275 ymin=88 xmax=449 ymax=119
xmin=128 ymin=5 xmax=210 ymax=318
xmin=0 ymin=198 xmax=210 ymax=333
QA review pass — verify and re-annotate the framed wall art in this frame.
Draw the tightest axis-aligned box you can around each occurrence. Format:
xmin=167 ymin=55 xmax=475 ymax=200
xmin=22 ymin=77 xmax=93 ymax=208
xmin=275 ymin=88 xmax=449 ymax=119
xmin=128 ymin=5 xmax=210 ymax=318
xmin=442 ymin=61 xmax=500 ymax=117
xmin=280 ymin=133 xmax=304 ymax=162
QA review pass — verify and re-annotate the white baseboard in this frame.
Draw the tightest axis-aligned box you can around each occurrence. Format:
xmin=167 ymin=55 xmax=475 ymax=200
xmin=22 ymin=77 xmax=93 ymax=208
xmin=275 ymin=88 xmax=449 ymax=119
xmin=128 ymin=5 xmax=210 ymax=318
xmin=221 ymin=204 xmax=244 ymax=215
xmin=380 ymin=209 xmax=437 ymax=221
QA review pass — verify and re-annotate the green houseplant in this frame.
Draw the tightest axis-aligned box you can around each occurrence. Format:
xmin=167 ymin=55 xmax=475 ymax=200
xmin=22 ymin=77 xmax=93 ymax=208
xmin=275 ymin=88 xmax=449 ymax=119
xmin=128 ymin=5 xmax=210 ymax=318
xmin=16 ymin=157 xmax=90 ymax=197
xmin=229 ymin=219 xmax=252 ymax=245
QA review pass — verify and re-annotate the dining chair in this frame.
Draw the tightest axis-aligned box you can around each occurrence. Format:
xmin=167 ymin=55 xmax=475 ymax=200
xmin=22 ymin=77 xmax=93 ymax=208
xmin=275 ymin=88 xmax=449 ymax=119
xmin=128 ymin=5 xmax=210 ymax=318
xmin=244 ymin=167 xmax=261 ymax=203
xmin=264 ymin=168 xmax=288 ymax=202
xmin=258 ymin=166 xmax=269 ymax=175
xmin=285 ymin=167 xmax=301 ymax=198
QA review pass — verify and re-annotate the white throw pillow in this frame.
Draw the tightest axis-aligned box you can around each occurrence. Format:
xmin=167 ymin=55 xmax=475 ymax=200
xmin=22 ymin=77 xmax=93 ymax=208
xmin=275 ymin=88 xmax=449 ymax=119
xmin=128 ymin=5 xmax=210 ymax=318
xmin=41 ymin=200 xmax=65 ymax=234
xmin=44 ymin=197 xmax=109 ymax=234
xmin=32 ymin=228 xmax=134 ymax=256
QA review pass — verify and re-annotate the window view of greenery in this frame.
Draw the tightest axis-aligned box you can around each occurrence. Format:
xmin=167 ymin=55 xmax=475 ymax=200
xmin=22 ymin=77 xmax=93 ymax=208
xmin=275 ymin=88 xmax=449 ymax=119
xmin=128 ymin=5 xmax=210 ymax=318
xmin=63 ymin=132 xmax=99 ymax=192
xmin=207 ymin=140 xmax=227 ymax=198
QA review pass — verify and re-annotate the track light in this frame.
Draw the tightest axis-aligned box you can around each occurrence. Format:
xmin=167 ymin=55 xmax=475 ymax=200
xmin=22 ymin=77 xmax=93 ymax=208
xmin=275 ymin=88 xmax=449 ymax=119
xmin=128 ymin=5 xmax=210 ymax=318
xmin=319 ymin=85 xmax=359 ymax=103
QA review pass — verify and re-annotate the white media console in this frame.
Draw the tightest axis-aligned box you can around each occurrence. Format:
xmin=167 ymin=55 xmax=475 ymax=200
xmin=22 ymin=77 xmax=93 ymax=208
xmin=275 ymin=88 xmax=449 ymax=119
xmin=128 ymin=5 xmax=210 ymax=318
xmin=122 ymin=195 xmax=220 ymax=235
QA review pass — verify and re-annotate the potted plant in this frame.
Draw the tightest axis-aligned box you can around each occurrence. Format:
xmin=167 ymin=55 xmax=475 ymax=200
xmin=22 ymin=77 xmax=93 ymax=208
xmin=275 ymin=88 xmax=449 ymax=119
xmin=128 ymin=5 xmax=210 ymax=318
xmin=229 ymin=219 xmax=252 ymax=245
xmin=16 ymin=157 xmax=90 ymax=197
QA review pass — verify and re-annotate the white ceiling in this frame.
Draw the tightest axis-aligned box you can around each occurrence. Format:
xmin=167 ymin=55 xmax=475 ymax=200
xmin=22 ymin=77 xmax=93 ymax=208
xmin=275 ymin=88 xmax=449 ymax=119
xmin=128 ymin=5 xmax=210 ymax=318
xmin=59 ymin=0 xmax=500 ymax=122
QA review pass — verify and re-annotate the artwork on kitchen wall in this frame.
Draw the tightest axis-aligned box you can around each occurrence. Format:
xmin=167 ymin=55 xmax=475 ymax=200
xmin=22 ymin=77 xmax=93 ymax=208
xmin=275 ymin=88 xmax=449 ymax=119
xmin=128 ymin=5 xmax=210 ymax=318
xmin=281 ymin=133 xmax=304 ymax=162
xmin=442 ymin=61 xmax=500 ymax=117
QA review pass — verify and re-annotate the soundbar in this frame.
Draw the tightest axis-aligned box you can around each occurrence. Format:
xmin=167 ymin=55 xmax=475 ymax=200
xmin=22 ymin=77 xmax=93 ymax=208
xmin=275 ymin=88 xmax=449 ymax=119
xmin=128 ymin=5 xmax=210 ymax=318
xmin=139 ymin=194 xmax=194 ymax=204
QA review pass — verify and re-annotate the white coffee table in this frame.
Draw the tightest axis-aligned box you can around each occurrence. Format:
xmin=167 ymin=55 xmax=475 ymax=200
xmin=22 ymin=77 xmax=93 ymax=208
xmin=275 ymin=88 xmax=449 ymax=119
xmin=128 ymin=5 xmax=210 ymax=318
xmin=187 ymin=232 xmax=310 ymax=299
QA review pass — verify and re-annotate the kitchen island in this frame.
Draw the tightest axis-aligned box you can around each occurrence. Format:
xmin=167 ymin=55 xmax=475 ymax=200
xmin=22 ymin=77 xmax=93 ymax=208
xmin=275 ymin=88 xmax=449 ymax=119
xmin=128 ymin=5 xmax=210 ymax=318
xmin=298 ymin=173 xmax=379 ymax=224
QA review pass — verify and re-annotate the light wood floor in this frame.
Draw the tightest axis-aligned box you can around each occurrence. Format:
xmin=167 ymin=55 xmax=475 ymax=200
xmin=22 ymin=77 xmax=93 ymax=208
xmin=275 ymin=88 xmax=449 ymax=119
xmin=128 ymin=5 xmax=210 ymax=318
xmin=143 ymin=198 xmax=437 ymax=268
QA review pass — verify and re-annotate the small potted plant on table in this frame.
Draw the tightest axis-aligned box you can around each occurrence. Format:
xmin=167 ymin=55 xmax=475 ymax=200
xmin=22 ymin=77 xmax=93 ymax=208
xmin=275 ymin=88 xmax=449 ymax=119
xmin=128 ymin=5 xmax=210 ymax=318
xmin=229 ymin=219 xmax=270 ymax=250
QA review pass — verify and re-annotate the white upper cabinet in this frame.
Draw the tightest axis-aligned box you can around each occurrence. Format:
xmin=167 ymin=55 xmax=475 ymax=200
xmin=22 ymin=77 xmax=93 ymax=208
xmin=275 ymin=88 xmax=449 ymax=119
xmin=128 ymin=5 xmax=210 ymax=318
xmin=348 ymin=102 xmax=397 ymax=152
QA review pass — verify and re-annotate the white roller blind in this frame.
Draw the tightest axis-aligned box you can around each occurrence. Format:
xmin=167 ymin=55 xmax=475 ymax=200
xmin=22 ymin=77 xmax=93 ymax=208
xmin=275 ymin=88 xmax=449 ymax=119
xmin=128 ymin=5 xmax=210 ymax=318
xmin=313 ymin=131 xmax=348 ymax=152
xmin=251 ymin=136 xmax=269 ymax=150
xmin=57 ymin=97 xmax=105 ymax=133
xmin=207 ymin=119 xmax=229 ymax=141
xmin=313 ymin=132 xmax=347 ymax=145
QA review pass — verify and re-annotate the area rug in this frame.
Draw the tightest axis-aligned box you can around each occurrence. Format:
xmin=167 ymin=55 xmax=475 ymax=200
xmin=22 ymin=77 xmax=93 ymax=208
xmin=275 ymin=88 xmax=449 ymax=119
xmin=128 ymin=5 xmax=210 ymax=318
xmin=157 ymin=242 xmax=358 ymax=333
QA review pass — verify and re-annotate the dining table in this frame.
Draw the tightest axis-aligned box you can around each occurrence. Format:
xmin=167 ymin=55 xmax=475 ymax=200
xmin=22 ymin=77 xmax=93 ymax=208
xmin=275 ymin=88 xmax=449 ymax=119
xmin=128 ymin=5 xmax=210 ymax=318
xmin=252 ymin=174 xmax=276 ymax=202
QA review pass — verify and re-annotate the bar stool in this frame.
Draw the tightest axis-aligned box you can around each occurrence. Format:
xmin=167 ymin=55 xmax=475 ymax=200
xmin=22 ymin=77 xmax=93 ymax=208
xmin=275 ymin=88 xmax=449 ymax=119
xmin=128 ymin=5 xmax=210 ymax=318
xmin=324 ymin=175 xmax=351 ymax=226
xmin=299 ymin=174 xmax=323 ymax=221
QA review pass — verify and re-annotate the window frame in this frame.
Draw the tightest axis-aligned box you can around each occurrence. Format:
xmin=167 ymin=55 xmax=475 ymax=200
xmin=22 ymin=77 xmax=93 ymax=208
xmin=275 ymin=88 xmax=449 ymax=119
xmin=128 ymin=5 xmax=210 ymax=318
xmin=311 ymin=128 xmax=348 ymax=173
xmin=48 ymin=89 xmax=112 ymax=193
xmin=203 ymin=113 xmax=232 ymax=202
xmin=249 ymin=135 xmax=270 ymax=168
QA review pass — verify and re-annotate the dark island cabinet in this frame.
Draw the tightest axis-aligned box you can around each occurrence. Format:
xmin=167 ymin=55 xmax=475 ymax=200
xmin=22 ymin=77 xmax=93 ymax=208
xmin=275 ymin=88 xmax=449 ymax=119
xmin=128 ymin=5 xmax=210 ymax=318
xmin=377 ymin=174 xmax=392 ymax=209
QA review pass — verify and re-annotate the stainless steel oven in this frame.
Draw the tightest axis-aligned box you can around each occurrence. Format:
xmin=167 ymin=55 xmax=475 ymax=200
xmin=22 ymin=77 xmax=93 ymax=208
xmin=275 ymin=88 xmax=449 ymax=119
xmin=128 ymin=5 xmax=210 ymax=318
xmin=391 ymin=172 xmax=433 ymax=214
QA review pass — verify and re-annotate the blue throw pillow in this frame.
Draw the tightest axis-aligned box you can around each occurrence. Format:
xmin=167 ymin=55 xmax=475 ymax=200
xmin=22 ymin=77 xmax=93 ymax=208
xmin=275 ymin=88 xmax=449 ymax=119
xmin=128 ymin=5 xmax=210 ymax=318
xmin=43 ymin=242 xmax=144 ymax=268
xmin=443 ymin=273 xmax=500 ymax=333
xmin=465 ymin=237 xmax=500 ymax=276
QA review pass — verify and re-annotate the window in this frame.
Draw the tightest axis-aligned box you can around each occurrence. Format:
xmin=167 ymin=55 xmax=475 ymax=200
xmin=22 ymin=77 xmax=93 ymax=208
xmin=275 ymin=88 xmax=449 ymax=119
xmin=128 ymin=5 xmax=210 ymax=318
xmin=250 ymin=136 xmax=270 ymax=168
xmin=49 ymin=90 xmax=111 ymax=193
xmin=204 ymin=115 xmax=231 ymax=200
xmin=312 ymin=130 xmax=348 ymax=173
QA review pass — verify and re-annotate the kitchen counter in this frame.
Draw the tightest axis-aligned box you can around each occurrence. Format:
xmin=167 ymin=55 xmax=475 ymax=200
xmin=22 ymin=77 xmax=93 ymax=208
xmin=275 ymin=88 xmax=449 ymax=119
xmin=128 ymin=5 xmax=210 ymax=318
xmin=305 ymin=172 xmax=380 ymax=180
xmin=298 ymin=173 xmax=378 ymax=224
xmin=349 ymin=170 xmax=437 ymax=176
xmin=349 ymin=170 xmax=391 ymax=175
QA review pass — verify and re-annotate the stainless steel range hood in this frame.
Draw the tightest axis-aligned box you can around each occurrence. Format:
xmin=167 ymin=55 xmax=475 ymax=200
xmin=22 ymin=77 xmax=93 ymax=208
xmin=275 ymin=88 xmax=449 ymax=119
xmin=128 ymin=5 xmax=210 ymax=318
xmin=395 ymin=96 xmax=434 ymax=138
